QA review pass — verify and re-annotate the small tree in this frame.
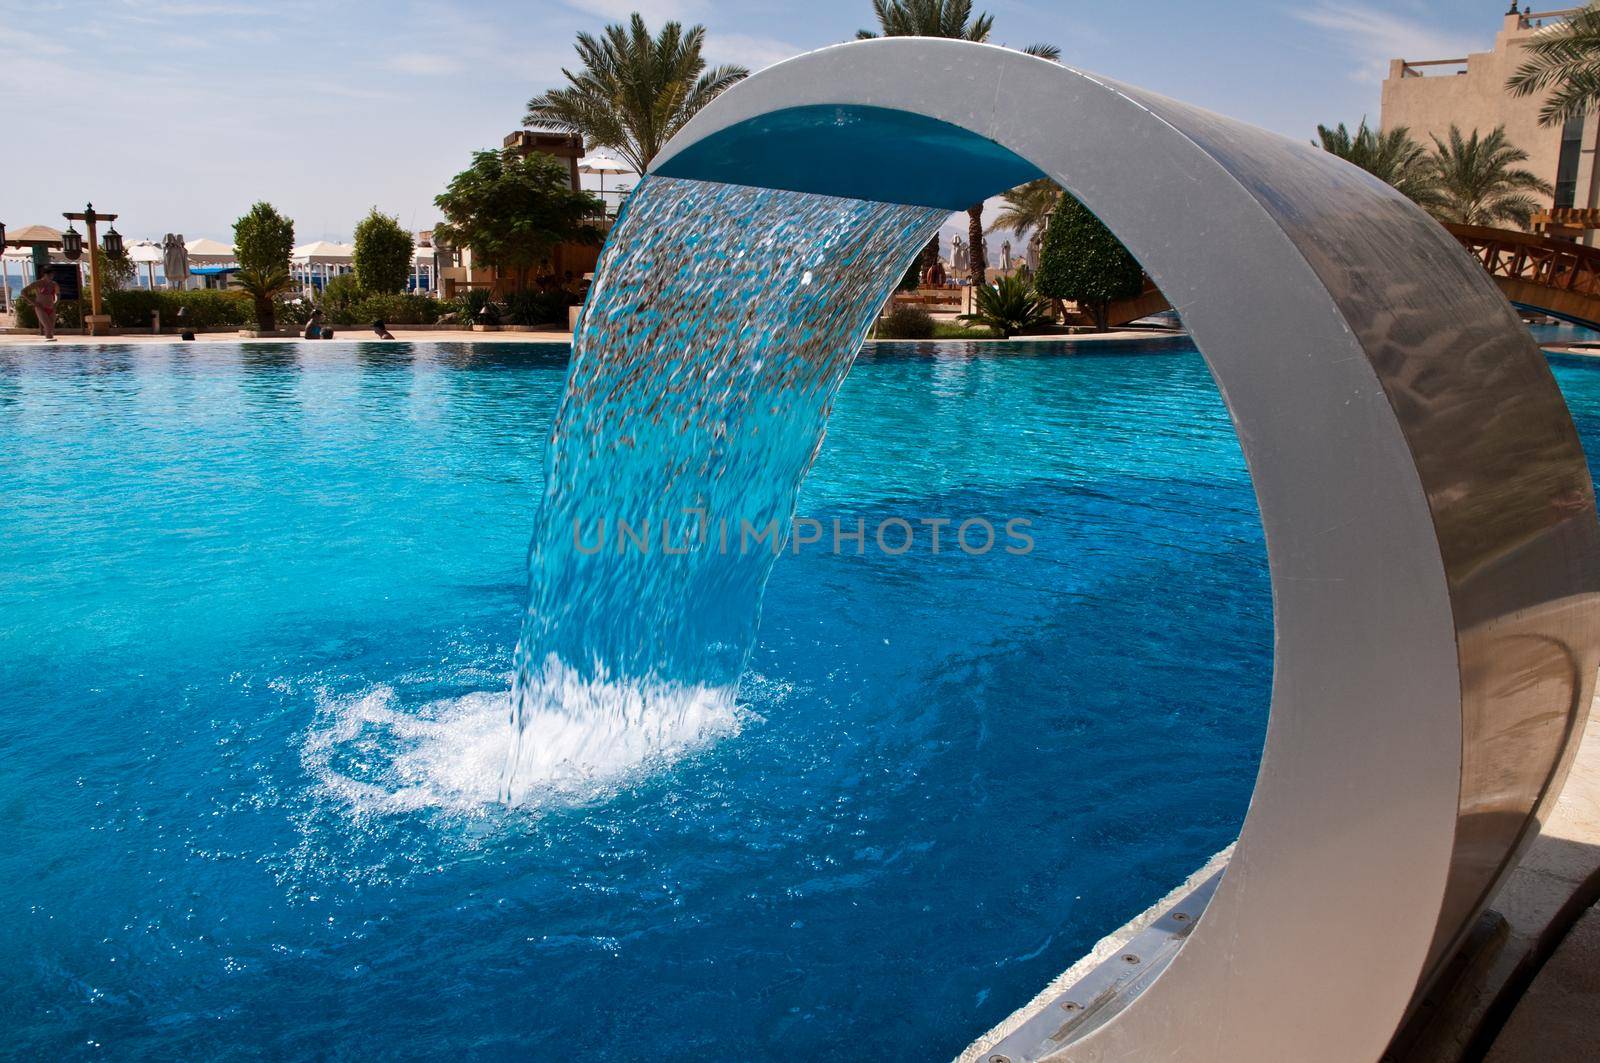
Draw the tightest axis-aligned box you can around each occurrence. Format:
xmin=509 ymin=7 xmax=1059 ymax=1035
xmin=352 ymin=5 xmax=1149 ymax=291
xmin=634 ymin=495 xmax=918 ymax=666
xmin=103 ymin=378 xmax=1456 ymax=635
xmin=233 ymin=202 xmax=295 ymax=330
xmin=94 ymin=245 xmax=137 ymax=292
xmin=232 ymin=267 xmax=294 ymax=331
xmin=352 ymin=208 xmax=414 ymax=294
xmin=433 ymin=149 xmax=603 ymax=291
xmin=1034 ymin=194 xmax=1144 ymax=333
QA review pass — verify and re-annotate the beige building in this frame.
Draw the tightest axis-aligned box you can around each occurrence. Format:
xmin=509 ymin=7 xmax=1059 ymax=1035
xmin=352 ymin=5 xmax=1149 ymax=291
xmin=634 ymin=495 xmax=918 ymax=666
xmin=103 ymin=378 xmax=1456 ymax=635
xmin=1382 ymin=7 xmax=1595 ymax=224
xmin=438 ymin=131 xmax=605 ymax=297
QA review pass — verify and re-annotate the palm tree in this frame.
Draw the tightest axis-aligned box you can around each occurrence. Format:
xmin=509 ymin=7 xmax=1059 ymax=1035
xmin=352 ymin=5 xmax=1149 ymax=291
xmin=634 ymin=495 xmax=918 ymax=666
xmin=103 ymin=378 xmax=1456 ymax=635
xmin=1507 ymin=4 xmax=1600 ymax=127
xmin=232 ymin=266 xmax=294 ymax=332
xmin=857 ymin=1 xmax=1058 ymax=285
xmin=961 ymin=273 xmax=1052 ymax=338
xmin=989 ymin=178 xmax=1062 ymax=242
xmin=1315 ymin=120 xmax=1442 ymax=209
xmin=1428 ymin=125 xmax=1554 ymax=228
xmin=524 ymin=14 xmax=749 ymax=174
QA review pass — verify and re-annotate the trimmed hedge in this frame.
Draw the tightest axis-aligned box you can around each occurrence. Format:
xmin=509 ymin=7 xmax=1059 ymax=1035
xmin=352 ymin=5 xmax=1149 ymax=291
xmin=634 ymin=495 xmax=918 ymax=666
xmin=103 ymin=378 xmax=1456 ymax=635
xmin=340 ymin=293 xmax=445 ymax=327
xmin=103 ymin=289 xmax=255 ymax=328
xmin=312 ymin=273 xmax=443 ymax=326
xmin=17 ymin=289 xmax=295 ymax=331
xmin=16 ymin=299 xmax=83 ymax=329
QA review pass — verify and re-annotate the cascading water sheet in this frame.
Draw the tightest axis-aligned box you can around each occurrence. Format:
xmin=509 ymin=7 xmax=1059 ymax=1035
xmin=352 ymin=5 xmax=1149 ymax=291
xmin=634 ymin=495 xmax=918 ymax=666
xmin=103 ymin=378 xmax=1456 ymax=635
xmin=502 ymin=175 xmax=946 ymax=803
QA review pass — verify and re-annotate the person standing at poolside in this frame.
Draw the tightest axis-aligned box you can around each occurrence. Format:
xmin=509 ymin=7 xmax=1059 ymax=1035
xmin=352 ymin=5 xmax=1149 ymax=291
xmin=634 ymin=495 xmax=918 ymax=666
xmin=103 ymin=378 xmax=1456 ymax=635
xmin=19 ymin=268 xmax=61 ymax=341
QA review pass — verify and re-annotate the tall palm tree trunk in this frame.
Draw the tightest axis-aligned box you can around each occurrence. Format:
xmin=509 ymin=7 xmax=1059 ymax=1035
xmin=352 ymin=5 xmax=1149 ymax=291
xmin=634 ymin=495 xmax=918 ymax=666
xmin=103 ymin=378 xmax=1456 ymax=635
xmin=967 ymin=203 xmax=986 ymax=285
xmin=921 ymin=236 xmax=940 ymax=282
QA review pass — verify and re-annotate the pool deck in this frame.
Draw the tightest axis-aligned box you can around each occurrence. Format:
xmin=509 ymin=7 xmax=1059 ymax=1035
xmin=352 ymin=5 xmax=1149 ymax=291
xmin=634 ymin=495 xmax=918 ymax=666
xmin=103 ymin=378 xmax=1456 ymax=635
xmin=960 ymin=709 xmax=1600 ymax=1062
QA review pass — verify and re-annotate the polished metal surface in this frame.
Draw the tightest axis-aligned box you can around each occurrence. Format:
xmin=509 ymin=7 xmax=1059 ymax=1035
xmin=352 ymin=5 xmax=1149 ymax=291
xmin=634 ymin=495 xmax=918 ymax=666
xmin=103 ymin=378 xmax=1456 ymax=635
xmin=645 ymin=39 xmax=1600 ymax=1062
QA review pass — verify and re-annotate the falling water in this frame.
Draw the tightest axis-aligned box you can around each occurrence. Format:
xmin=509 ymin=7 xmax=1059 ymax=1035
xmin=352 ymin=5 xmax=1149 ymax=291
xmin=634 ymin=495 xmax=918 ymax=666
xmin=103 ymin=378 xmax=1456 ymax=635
xmin=501 ymin=175 xmax=946 ymax=804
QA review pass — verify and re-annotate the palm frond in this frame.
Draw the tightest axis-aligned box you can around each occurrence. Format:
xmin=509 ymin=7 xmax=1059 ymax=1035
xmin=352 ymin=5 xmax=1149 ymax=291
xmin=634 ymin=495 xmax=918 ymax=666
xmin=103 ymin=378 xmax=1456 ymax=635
xmin=859 ymin=0 xmax=1054 ymax=58
xmin=1507 ymin=7 xmax=1600 ymax=125
xmin=1427 ymin=124 xmax=1554 ymax=227
xmin=524 ymin=14 xmax=747 ymax=173
xmin=988 ymin=178 xmax=1061 ymax=238
xmin=1315 ymin=118 xmax=1443 ymax=208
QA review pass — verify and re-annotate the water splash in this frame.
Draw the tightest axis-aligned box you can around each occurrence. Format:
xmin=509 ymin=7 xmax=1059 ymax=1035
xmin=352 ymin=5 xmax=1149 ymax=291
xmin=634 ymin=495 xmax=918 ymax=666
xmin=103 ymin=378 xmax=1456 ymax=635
xmin=303 ymin=680 xmax=743 ymax=815
xmin=502 ymin=176 xmax=945 ymax=804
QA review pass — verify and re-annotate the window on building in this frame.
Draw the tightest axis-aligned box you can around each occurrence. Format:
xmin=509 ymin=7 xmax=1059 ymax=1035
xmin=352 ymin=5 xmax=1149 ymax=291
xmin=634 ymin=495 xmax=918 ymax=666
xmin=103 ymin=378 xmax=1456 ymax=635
xmin=1554 ymin=113 xmax=1585 ymax=209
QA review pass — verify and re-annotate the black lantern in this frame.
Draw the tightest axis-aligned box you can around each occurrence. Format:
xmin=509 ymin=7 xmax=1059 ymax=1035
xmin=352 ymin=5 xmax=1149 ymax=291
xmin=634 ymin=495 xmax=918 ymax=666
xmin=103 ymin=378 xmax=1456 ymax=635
xmin=61 ymin=224 xmax=83 ymax=261
xmin=0 ymin=222 xmax=7 ymax=251
xmin=102 ymin=224 xmax=124 ymax=258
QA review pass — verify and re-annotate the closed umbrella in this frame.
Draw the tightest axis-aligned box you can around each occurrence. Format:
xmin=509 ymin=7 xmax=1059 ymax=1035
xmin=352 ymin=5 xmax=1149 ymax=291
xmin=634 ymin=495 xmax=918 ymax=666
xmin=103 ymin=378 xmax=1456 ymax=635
xmin=162 ymin=234 xmax=189 ymax=290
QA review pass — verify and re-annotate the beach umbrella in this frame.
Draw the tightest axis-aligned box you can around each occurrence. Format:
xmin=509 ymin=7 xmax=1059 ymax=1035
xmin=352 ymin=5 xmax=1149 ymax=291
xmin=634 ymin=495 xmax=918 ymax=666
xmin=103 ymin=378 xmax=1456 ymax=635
xmin=127 ymin=240 xmax=162 ymax=289
xmin=183 ymin=237 xmax=236 ymax=262
xmin=579 ymin=154 xmax=633 ymax=209
xmin=162 ymin=234 xmax=189 ymax=290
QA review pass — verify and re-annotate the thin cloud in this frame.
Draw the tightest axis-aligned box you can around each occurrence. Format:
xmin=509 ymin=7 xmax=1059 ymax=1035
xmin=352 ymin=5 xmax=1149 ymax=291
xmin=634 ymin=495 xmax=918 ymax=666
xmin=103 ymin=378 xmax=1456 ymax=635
xmin=1294 ymin=3 xmax=1483 ymax=82
xmin=388 ymin=53 xmax=462 ymax=76
xmin=704 ymin=33 xmax=804 ymax=71
xmin=559 ymin=0 xmax=707 ymax=23
xmin=114 ymin=0 xmax=279 ymax=19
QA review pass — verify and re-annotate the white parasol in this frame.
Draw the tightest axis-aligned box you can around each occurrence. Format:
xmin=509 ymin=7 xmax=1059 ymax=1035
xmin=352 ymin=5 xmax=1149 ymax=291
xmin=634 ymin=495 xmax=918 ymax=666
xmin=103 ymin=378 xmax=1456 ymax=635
xmin=127 ymin=240 xmax=163 ymax=289
xmin=579 ymin=154 xmax=634 ymax=210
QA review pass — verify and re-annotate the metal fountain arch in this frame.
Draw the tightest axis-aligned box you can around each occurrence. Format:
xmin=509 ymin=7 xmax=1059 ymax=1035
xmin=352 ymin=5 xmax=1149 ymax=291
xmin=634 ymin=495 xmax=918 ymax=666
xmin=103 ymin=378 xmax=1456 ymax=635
xmin=631 ymin=39 xmax=1600 ymax=1061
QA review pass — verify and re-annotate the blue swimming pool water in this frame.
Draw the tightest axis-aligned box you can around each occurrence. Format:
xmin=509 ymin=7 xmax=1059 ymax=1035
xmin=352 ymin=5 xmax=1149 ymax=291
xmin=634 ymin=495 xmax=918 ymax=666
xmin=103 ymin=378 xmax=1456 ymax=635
xmin=4 ymin=334 xmax=1586 ymax=1059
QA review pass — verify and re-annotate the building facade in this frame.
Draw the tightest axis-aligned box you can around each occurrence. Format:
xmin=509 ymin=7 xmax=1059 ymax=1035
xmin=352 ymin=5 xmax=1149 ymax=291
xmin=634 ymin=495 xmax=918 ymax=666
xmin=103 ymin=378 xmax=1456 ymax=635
xmin=1381 ymin=7 xmax=1596 ymax=225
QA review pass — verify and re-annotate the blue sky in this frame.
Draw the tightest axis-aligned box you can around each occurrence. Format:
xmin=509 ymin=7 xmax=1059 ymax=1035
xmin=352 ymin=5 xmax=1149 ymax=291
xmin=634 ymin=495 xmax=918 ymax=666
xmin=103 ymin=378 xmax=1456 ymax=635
xmin=2 ymin=0 xmax=1493 ymax=245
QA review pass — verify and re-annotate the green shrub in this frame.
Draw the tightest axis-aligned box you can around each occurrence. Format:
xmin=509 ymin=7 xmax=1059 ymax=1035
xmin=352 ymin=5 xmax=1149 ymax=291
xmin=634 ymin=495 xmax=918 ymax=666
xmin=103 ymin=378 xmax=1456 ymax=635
xmin=875 ymin=304 xmax=936 ymax=339
xmin=455 ymin=287 xmax=496 ymax=322
xmin=306 ymin=269 xmax=443 ymax=327
xmin=505 ymin=288 xmax=574 ymax=326
xmin=961 ymin=274 xmax=1053 ymax=338
xmin=339 ymin=293 xmax=444 ymax=327
xmin=932 ymin=322 xmax=1000 ymax=339
xmin=316 ymin=273 xmax=363 ymax=318
xmin=82 ymin=289 xmax=256 ymax=329
xmin=275 ymin=298 xmax=315 ymax=328
xmin=17 ymin=299 xmax=83 ymax=329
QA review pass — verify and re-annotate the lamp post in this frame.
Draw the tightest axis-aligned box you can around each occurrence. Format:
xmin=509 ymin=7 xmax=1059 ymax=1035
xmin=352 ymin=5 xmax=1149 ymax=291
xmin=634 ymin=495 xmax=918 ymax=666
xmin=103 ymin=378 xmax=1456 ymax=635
xmin=63 ymin=203 xmax=119 ymax=336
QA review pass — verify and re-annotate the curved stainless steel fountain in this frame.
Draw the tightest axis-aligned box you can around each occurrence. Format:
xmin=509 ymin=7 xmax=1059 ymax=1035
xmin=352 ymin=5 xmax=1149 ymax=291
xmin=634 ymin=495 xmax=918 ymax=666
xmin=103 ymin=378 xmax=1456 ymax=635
xmin=624 ymin=38 xmax=1600 ymax=1062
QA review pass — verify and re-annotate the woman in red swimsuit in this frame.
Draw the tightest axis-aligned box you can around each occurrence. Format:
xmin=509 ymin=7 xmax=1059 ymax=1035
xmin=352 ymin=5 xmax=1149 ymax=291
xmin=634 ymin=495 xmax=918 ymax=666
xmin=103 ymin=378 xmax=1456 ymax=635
xmin=20 ymin=270 xmax=60 ymax=341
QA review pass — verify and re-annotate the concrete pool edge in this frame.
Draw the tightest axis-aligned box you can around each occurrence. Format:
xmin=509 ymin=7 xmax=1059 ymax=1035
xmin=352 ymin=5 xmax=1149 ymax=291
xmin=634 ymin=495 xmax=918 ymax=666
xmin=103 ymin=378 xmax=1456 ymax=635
xmin=957 ymin=847 xmax=1235 ymax=1063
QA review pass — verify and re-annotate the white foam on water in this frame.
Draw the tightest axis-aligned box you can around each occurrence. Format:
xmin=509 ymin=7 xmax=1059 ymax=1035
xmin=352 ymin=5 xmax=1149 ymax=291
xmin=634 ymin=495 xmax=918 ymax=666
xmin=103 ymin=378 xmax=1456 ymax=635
xmin=501 ymin=655 xmax=742 ymax=806
xmin=302 ymin=669 xmax=741 ymax=816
